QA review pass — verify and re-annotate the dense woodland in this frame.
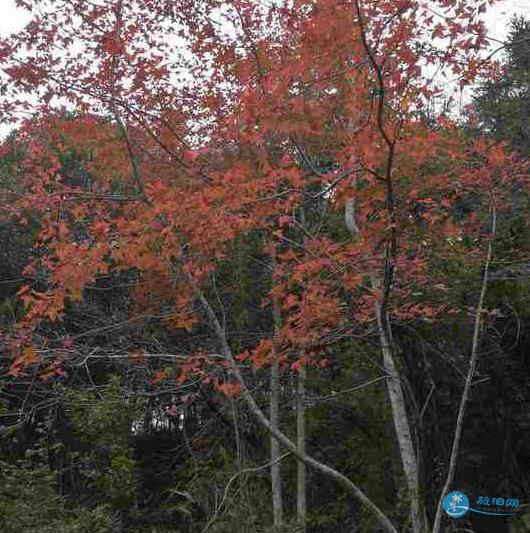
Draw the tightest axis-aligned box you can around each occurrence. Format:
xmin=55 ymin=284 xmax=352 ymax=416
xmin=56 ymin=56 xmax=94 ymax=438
xmin=2 ymin=1 xmax=530 ymax=532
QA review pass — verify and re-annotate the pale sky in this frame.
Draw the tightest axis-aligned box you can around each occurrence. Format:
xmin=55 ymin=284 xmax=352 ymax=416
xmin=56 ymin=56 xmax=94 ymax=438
xmin=0 ymin=0 xmax=30 ymax=36
xmin=486 ymin=0 xmax=530 ymax=41
xmin=0 ymin=0 xmax=529 ymax=42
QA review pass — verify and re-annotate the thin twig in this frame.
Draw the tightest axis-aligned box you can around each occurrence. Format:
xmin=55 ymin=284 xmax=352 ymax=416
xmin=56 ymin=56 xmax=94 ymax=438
xmin=201 ymin=452 xmax=291 ymax=533
xmin=312 ymin=376 xmax=389 ymax=401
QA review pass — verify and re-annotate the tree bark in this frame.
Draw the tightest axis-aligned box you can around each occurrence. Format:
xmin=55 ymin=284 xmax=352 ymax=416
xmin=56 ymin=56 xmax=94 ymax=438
xmin=231 ymin=398 xmax=242 ymax=466
xmin=270 ymin=343 xmax=283 ymax=527
xmin=345 ymin=197 xmax=359 ymax=236
xmin=375 ymin=298 xmax=424 ymax=533
xmin=271 ymin=253 xmax=283 ymax=527
xmin=297 ymin=202 xmax=308 ymax=531
xmin=297 ymin=364 xmax=307 ymax=532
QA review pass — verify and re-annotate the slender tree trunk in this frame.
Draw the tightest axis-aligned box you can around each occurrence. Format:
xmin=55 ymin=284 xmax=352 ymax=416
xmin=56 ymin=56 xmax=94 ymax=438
xmin=345 ymin=197 xmax=359 ymax=235
xmin=297 ymin=364 xmax=307 ymax=532
xmin=353 ymin=2 xmax=424 ymax=526
xmin=432 ymin=198 xmax=497 ymax=533
xmin=375 ymin=299 xmax=424 ymax=533
xmin=270 ymin=355 xmax=283 ymax=526
xmin=297 ymin=196 xmax=308 ymax=532
xmin=231 ymin=398 xmax=242 ymax=466
xmin=271 ymin=253 xmax=283 ymax=527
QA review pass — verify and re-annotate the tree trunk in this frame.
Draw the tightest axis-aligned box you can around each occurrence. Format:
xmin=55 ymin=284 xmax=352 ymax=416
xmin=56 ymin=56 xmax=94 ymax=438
xmin=271 ymin=265 xmax=283 ymax=527
xmin=345 ymin=197 xmax=359 ymax=236
xmin=353 ymin=2 xmax=424 ymax=526
xmin=375 ymin=298 xmax=424 ymax=533
xmin=297 ymin=364 xmax=307 ymax=532
xmin=231 ymin=398 xmax=242 ymax=466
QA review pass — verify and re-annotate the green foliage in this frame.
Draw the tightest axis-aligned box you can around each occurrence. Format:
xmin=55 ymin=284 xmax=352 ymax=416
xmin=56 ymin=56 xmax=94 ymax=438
xmin=214 ymin=228 xmax=266 ymax=353
xmin=510 ymin=508 xmax=530 ymax=533
xmin=173 ymin=443 xmax=274 ymax=533
xmin=63 ymin=376 xmax=145 ymax=447
xmin=0 ymin=459 xmax=111 ymax=533
xmin=95 ymin=451 xmax=138 ymax=509
xmin=62 ymin=376 xmax=144 ymax=508
xmin=0 ymin=459 xmax=62 ymax=532
xmin=0 ymin=134 xmax=24 ymax=191
xmin=473 ymin=16 xmax=530 ymax=153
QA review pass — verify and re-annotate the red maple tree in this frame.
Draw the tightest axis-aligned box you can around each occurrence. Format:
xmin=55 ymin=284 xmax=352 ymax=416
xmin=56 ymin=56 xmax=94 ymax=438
xmin=1 ymin=1 xmax=527 ymax=531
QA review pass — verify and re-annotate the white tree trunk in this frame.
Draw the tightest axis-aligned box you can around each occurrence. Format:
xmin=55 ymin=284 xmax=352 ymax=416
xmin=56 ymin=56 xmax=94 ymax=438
xmin=271 ymin=278 xmax=283 ymax=526
xmin=297 ymin=364 xmax=307 ymax=532
xmin=375 ymin=298 xmax=424 ymax=533
xmin=345 ymin=197 xmax=359 ymax=236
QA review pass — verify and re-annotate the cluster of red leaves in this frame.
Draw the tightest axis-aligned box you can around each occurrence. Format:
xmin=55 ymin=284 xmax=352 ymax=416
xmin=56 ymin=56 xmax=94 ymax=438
xmin=1 ymin=0 xmax=527 ymax=393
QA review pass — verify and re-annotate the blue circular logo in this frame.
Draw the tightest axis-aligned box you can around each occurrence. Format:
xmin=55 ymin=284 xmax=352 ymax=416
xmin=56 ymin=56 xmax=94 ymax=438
xmin=443 ymin=491 xmax=470 ymax=518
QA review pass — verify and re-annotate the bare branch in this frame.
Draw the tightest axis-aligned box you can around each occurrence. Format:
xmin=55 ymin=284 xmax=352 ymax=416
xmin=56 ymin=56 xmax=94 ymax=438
xmin=202 ymin=452 xmax=291 ymax=533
